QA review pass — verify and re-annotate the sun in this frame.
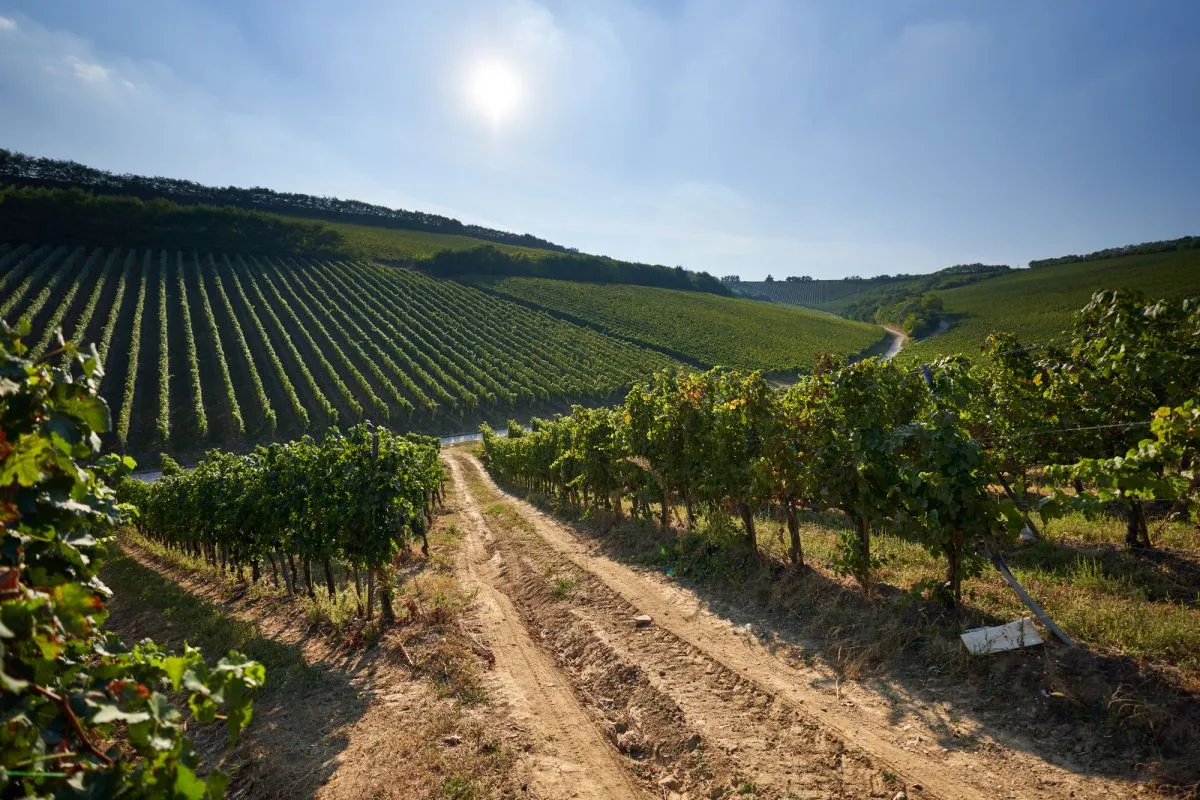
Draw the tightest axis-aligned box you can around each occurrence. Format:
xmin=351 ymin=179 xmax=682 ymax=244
xmin=465 ymin=59 xmax=524 ymax=127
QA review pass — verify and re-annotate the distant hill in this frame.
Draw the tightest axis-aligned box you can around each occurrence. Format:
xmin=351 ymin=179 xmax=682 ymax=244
xmin=728 ymin=264 xmax=1011 ymax=337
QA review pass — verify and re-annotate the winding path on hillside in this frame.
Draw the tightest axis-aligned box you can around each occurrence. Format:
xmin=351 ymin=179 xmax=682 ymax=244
xmin=880 ymin=325 xmax=908 ymax=360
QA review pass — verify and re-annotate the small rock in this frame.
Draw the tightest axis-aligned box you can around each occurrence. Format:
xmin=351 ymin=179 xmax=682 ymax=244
xmin=443 ymin=734 xmax=461 ymax=747
xmin=892 ymin=792 xmax=908 ymax=800
xmin=633 ymin=614 xmax=653 ymax=628
xmin=683 ymin=733 xmax=702 ymax=751
xmin=910 ymin=783 xmax=923 ymax=792
xmin=658 ymin=774 xmax=681 ymax=791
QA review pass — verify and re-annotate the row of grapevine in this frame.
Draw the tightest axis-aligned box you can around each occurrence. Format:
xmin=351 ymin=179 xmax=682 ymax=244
xmin=115 ymin=251 xmax=149 ymax=447
xmin=483 ymin=291 xmax=1200 ymax=603
xmin=156 ymin=250 xmax=170 ymax=441
xmin=121 ymin=425 xmax=444 ymax=619
xmin=64 ymin=248 xmax=118 ymax=358
xmin=222 ymin=255 xmax=309 ymax=429
xmin=238 ymin=255 xmax=337 ymax=423
xmin=98 ymin=250 xmax=135 ymax=368
xmin=176 ymin=252 xmax=208 ymax=437
xmin=0 ymin=245 xmax=679 ymax=456
xmin=207 ymin=254 xmax=277 ymax=434
xmin=30 ymin=247 xmax=101 ymax=358
xmin=192 ymin=252 xmax=245 ymax=436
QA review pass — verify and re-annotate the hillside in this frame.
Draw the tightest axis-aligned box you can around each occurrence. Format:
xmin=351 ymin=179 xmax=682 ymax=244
xmin=0 ymin=148 xmax=570 ymax=252
xmin=468 ymin=276 xmax=885 ymax=372
xmin=0 ymin=243 xmax=676 ymax=458
xmin=728 ymin=276 xmax=896 ymax=308
xmin=900 ymin=246 xmax=1200 ymax=362
xmin=1 ymin=150 xmax=728 ymax=294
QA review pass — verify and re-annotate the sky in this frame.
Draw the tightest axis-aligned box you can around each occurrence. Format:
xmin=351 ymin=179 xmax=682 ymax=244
xmin=0 ymin=2 xmax=1197 ymax=280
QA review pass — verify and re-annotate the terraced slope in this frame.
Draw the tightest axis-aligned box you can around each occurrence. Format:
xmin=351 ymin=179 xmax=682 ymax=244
xmin=469 ymin=276 xmax=885 ymax=372
xmin=900 ymin=248 xmax=1200 ymax=363
xmin=0 ymin=246 xmax=676 ymax=457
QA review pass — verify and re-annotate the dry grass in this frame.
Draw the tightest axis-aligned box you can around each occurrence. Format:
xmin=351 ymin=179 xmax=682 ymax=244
xmin=499 ymin=482 xmax=1200 ymax=791
xmin=104 ymin=520 xmax=525 ymax=798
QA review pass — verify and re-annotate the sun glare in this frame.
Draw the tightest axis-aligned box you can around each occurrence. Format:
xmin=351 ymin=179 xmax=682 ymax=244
xmin=466 ymin=59 xmax=523 ymax=128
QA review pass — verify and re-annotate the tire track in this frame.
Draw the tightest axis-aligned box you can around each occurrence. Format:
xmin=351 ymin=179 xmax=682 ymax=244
xmin=449 ymin=450 xmax=1015 ymax=800
xmin=445 ymin=456 xmax=647 ymax=800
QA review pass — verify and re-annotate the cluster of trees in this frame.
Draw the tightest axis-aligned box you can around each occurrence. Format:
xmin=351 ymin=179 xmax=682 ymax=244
xmin=421 ymin=245 xmax=730 ymax=295
xmin=483 ymin=291 xmax=1200 ymax=603
xmin=841 ymin=264 xmax=1010 ymax=335
xmin=0 ymin=319 xmax=263 ymax=797
xmin=1029 ymin=236 xmax=1198 ymax=269
xmin=0 ymin=186 xmax=345 ymax=255
xmin=0 ymin=148 xmax=567 ymax=252
xmin=119 ymin=425 xmax=444 ymax=620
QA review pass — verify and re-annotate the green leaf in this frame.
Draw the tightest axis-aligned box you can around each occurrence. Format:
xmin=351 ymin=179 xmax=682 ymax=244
xmin=172 ymin=763 xmax=210 ymax=800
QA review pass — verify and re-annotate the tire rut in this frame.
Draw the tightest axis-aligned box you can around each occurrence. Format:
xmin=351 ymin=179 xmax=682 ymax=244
xmin=448 ymin=450 xmax=1006 ymax=800
xmin=448 ymin=452 xmax=903 ymax=799
xmin=446 ymin=456 xmax=648 ymax=800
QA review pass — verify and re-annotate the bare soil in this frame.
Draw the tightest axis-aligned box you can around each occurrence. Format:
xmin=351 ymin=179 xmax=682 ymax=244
xmin=443 ymin=447 xmax=1177 ymax=799
xmin=104 ymin=543 xmax=531 ymax=799
xmin=104 ymin=448 xmax=1191 ymax=799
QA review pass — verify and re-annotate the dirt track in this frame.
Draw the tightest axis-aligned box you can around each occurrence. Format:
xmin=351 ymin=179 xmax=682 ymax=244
xmin=446 ymin=448 xmax=1145 ymax=799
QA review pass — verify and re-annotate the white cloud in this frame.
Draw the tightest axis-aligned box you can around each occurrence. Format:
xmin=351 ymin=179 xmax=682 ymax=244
xmin=67 ymin=56 xmax=111 ymax=83
xmin=0 ymin=16 xmax=17 ymax=31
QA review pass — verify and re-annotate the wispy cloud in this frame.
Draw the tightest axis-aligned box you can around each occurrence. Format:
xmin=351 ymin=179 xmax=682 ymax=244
xmin=0 ymin=15 xmax=18 ymax=30
xmin=67 ymin=55 xmax=110 ymax=83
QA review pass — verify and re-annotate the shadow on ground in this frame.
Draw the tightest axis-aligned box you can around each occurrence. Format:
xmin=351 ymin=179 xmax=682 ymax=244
xmin=102 ymin=547 xmax=369 ymax=797
xmin=497 ymin=480 xmax=1200 ymax=796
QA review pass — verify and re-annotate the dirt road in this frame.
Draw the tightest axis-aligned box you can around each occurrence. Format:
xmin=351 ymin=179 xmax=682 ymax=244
xmin=446 ymin=448 xmax=1144 ymax=799
xmin=447 ymin=455 xmax=645 ymax=799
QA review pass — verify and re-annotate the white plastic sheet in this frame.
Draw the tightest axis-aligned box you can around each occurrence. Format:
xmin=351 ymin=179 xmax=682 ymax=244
xmin=960 ymin=617 xmax=1043 ymax=655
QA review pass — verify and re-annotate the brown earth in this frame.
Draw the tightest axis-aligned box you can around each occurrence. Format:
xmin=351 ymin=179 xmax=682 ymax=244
xmin=105 ymin=447 xmax=1180 ymax=799
xmin=443 ymin=447 xmax=1165 ymax=799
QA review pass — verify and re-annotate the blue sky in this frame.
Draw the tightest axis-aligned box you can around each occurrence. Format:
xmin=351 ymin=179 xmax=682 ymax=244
xmin=0 ymin=1 xmax=1197 ymax=279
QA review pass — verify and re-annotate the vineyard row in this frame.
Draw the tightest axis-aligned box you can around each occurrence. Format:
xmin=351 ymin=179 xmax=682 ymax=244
xmin=0 ymin=245 xmax=676 ymax=455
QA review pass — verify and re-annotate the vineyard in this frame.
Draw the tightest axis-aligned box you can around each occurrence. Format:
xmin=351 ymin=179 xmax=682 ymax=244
xmin=0 ymin=244 xmax=676 ymax=457
xmin=119 ymin=425 xmax=443 ymax=619
xmin=483 ymin=290 xmax=1200 ymax=607
xmin=900 ymin=246 xmax=1200 ymax=363
xmin=470 ymin=276 xmax=883 ymax=371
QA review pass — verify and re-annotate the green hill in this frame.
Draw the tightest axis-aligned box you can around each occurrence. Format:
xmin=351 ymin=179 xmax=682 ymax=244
xmin=0 ymin=150 xmax=728 ymax=294
xmin=467 ymin=276 xmax=885 ymax=372
xmin=0 ymin=244 xmax=677 ymax=459
xmin=899 ymin=247 xmax=1200 ymax=363
xmin=728 ymin=277 xmax=893 ymax=308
